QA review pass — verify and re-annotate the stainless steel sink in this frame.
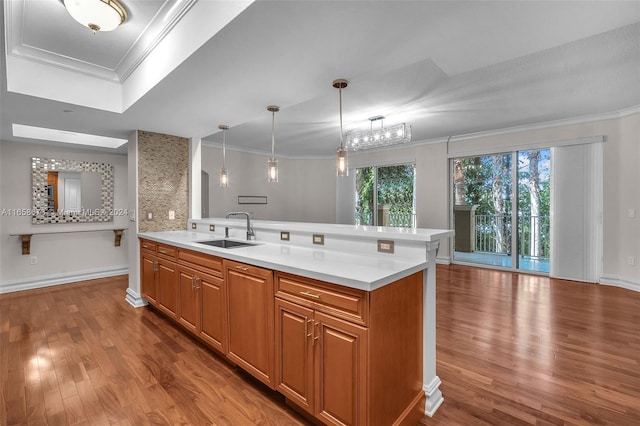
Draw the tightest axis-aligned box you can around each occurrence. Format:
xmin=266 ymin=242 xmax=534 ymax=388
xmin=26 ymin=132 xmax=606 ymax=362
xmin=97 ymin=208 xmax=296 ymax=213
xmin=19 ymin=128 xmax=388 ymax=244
xmin=196 ymin=239 xmax=257 ymax=249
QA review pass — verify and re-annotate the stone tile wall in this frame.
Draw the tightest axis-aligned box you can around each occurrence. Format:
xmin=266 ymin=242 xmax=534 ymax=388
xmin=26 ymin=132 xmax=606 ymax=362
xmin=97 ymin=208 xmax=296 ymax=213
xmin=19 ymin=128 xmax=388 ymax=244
xmin=138 ymin=131 xmax=189 ymax=232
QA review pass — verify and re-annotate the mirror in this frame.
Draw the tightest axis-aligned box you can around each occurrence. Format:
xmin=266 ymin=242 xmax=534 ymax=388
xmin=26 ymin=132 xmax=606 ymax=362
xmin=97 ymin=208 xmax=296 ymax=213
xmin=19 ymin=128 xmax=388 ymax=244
xmin=32 ymin=157 xmax=114 ymax=224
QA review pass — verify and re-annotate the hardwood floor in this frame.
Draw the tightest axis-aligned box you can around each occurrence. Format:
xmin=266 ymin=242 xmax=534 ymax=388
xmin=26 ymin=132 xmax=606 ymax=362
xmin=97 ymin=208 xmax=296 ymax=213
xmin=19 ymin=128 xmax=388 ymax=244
xmin=1 ymin=266 xmax=639 ymax=425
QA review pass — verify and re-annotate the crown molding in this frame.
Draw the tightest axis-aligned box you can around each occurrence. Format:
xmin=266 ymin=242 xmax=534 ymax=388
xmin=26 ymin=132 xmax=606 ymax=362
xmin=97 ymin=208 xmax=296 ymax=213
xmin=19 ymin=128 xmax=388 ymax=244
xmin=4 ymin=0 xmax=195 ymax=83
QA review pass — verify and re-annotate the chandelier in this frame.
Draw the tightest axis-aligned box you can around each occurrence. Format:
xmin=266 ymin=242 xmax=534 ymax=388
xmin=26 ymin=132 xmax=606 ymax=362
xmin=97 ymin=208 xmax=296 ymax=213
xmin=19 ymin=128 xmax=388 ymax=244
xmin=345 ymin=116 xmax=412 ymax=151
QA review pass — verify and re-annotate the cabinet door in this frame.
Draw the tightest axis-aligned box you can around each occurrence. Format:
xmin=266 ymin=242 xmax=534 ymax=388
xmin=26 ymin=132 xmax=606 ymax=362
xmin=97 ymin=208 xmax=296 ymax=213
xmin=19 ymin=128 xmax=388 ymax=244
xmin=275 ymin=298 xmax=314 ymax=415
xmin=157 ymin=259 xmax=178 ymax=318
xmin=225 ymin=261 xmax=275 ymax=389
xmin=177 ymin=267 xmax=200 ymax=334
xmin=314 ymin=312 xmax=368 ymax=426
xmin=200 ymin=273 xmax=227 ymax=354
xmin=140 ymin=253 xmax=157 ymax=305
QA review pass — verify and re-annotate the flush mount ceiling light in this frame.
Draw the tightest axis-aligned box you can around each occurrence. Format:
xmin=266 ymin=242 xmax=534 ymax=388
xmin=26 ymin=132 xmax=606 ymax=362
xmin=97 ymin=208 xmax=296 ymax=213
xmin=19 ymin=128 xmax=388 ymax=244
xmin=219 ymin=124 xmax=230 ymax=188
xmin=333 ymin=78 xmax=349 ymax=177
xmin=63 ymin=0 xmax=128 ymax=34
xmin=267 ymin=105 xmax=280 ymax=183
xmin=345 ymin=116 xmax=412 ymax=151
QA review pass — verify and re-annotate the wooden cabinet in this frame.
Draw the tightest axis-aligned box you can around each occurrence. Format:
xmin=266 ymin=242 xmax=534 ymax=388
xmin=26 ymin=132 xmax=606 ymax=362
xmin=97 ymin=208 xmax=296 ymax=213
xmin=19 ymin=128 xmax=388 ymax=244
xmin=225 ymin=260 xmax=275 ymax=389
xmin=275 ymin=271 xmax=424 ymax=426
xmin=140 ymin=251 xmax=158 ymax=305
xmin=275 ymin=274 xmax=368 ymax=424
xmin=140 ymin=239 xmax=178 ymax=318
xmin=139 ymin=239 xmax=425 ymax=425
xmin=176 ymin=248 xmax=227 ymax=354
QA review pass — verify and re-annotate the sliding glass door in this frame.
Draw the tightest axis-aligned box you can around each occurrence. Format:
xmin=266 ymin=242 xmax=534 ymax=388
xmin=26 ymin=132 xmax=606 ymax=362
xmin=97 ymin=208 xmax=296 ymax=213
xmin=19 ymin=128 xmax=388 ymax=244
xmin=355 ymin=164 xmax=416 ymax=227
xmin=452 ymin=149 xmax=551 ymax=273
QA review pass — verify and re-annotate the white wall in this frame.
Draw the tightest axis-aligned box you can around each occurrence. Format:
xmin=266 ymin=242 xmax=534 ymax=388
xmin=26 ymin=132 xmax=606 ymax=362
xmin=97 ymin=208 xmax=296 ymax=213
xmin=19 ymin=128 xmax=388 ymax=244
xmin=0 ymin=141 xmax=129 ymax=292
xmin=202 ymin=146 xmax=336 ymax=223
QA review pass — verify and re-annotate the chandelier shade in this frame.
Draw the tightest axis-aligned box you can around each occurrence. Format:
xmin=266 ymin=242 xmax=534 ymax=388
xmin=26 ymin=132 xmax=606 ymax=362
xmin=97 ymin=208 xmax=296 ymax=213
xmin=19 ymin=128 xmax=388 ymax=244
xmin=345 ymin=116 xmax=412 ymax=151
xmin=63 ymin=0 xmax=127 ymax=34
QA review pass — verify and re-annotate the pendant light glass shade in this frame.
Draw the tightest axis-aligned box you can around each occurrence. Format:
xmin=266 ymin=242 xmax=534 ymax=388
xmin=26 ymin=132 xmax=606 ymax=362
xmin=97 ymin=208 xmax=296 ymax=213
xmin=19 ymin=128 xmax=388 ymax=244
xmin=219 ymin=125 xmax=229 ymax=188
xmin=63 ymin=0 xmax=127 ymax=34
xmin=333 ymin=79 xmax=349 ymax=177
xmin=267 ymin=105 xmax=280 ymax=183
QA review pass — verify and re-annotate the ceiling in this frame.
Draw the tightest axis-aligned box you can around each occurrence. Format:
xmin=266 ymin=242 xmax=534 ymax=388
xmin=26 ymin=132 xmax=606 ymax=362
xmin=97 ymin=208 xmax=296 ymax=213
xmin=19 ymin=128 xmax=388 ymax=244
xmin=1 ymin=0 xmax=639 ymax=157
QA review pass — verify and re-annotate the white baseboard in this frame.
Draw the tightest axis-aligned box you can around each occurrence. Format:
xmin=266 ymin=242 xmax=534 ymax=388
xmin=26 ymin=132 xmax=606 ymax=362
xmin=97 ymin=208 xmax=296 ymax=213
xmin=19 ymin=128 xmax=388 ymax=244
xmin=423 ymin=375 xmax=444 ymax=417
xmin=600 ymin=274 xmax=640 ymax=292
xmin=436 ymin=256 xmax=451 ymax=265
xmin=0 ymin=266 xmax=129 ymax=294
xmin=125 ymin=287 xmax=148 ymax=308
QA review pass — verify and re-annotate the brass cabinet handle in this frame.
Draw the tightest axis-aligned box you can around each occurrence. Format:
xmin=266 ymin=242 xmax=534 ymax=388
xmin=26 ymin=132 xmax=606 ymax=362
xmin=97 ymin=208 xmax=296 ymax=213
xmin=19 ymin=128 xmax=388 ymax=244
xmin=158 ymin=249 xmax=169 ymax=254
xmin=235 ymin=266 xmax=249 ymax=271
xmin=153 ymin=261 xmax=158 ymax=273
xmin=300 ymin=291 xmax=320 ymax=299
xmin=314 ymin=322 xmax=319 ymax=342
xmin=195 ymin=277 xmax=201 ymax=290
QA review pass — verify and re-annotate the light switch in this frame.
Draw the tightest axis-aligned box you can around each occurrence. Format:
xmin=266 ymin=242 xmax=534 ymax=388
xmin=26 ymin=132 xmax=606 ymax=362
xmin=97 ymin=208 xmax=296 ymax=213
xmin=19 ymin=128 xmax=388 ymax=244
xmin=147 ymin=212 xmax=153 ymax=220
xmin=169 ymin=210 xmax=175 ymax=220
xmin=628 ymin=209 xmax=636 ymax=218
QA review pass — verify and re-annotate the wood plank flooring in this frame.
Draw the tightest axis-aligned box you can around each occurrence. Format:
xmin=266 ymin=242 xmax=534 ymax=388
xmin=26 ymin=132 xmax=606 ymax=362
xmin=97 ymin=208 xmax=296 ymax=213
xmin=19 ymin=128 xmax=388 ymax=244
xmin=1 ymin=266 xmax=639 ymax=425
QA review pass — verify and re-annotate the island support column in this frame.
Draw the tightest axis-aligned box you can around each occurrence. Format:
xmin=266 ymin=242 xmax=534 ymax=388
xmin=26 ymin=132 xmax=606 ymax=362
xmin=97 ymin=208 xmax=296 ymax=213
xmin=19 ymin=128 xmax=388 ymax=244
xmin=423 ymin=240 xmax=443 ymax=416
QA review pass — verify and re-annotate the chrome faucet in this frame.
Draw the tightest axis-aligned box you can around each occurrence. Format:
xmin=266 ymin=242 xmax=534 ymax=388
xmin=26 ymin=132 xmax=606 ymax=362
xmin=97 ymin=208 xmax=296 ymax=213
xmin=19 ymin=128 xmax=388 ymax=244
xmin=225 ymin=211 xmax=255 ymax=240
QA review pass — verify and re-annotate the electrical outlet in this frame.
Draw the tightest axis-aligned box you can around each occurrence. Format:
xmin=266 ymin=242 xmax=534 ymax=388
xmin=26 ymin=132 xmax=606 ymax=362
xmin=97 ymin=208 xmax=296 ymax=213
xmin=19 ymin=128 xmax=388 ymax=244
xmin=209 ymin=224 xmax=215 ymax=232
xmin=147 ymin=211 xmax=153 ymax=220
xmin=313 ymin=234 xmax=324 ymax=245
xmin=280 ymin=231 xmax=290 ymax=241
xmin=377 ymin=240 xmax=394 ymax=253
xmin=30 ymin=256 xmax=37 ymax=265
xmin=628 ymin=256 xmax=635 ymax=266
xmin=169 ymin=210 xmax=175 ymax=220
xmin=191 ymin=223 xmax=197 ymax=229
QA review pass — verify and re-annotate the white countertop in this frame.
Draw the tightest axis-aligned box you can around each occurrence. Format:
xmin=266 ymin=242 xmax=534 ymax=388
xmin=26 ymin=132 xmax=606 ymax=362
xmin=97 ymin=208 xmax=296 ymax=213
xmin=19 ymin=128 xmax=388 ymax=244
xmin=139 ymin=230 xmax=432 ymax=291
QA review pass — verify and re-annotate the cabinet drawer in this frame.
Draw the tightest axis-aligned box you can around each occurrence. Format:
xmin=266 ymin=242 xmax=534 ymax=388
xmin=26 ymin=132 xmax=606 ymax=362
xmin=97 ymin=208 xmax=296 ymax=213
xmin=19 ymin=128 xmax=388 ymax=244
xmin=276 ymin=272 xmax=368 ymax=326
xmin=178 ymin=248 xmax=223 ymax=276
xmin=157 ymin=244 xmax=177 ymax=260
xmin=140 ymin=239 xmax=157 ymax=253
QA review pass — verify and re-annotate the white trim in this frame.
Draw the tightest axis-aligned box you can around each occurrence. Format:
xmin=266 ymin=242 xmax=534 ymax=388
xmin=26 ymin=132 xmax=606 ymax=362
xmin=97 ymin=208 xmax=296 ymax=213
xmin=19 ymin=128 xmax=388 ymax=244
xmin=600 ymin=275 xmax=640 ymax=293
xmin=448 ymin=105 xmax=639 ymax=143
xmin=447 ymin=136 xmax=604 ymax=159
xmin=0 ymin=266 xmax=128 ymax=294
xmin=125 ymin=287 xmax=149 ymax=308
xmin=423 ymin=375 xmax=444 ymax=417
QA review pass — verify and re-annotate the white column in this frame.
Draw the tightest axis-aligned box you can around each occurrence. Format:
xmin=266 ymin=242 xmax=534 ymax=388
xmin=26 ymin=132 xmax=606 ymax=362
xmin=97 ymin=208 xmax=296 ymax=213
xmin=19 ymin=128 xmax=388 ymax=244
xmin=423 ymin=240 xmax=443 ymax=416
xmin=125 ymin=130 xmax=147 ymax=308
xmin=189 ymin=137 xmax=202 ymax=219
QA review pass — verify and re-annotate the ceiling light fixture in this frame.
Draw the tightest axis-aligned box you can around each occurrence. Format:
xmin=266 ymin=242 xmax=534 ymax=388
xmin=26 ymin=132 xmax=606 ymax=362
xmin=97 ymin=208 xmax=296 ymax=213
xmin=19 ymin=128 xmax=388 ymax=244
xmin=267 ymin=105 xmax=280 ymax=183
xmin=345 ymin=116 xmax=412 ymax=151
xmin=219 ymin=124 xmax=229 ymax=188
xmin=333 ymin=78 xmax=349 ymax=177
xmin=63 ymin=0 xmax=128 ymax=34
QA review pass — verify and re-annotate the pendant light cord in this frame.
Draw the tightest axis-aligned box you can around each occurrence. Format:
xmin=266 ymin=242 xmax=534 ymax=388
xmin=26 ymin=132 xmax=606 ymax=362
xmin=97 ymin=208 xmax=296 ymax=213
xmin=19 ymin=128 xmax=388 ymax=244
xmin=222 ymin=128 xmax=226 ymax=168
xmin=339 ymin=86 xmax=344 ymax=149
xmin=271 ymin=110 xmax=275 ymax=158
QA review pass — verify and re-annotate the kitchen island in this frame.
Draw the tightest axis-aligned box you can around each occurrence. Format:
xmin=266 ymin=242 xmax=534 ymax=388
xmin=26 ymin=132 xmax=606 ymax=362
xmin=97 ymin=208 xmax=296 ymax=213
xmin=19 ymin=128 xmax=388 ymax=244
xmin=135 ymin=218 xmax=453 ymax=425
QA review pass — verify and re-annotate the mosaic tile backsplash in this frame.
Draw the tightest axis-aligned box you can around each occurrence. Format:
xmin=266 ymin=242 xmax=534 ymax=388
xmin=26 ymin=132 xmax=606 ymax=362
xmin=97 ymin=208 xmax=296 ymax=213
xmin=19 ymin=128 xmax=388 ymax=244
xmin=138 ymin=131 xmax=189 ymax=232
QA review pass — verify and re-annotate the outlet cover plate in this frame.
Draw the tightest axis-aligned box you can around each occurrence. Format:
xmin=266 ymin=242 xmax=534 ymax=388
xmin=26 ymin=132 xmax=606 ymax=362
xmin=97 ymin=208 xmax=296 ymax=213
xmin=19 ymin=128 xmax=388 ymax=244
xmin=280 ymin=231 xmax=290 ymax=241
xmin=313 ymin=234 xmax=324 ymax=245
xmin=209 ymin=224 xmax=215 ymax=232
xmin=377 ymin=240 xmax=394 ymax=254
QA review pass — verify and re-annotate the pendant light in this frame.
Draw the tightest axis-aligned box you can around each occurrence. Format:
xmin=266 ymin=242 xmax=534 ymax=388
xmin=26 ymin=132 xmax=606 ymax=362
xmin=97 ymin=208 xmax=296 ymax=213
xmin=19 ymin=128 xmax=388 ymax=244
xmin=333 ymin=79 xmax=349 ymax=176
xmin=267 ymin=105 xmax=280 ymax=183
xmin=219 ymin=124 xmax=229 ymax=188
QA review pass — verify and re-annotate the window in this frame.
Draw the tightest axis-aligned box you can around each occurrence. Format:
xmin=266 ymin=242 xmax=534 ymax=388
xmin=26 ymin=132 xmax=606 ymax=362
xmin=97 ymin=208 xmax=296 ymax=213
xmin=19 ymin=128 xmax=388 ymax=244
xmin=355 ymin=163 xmax=416 ymax=227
